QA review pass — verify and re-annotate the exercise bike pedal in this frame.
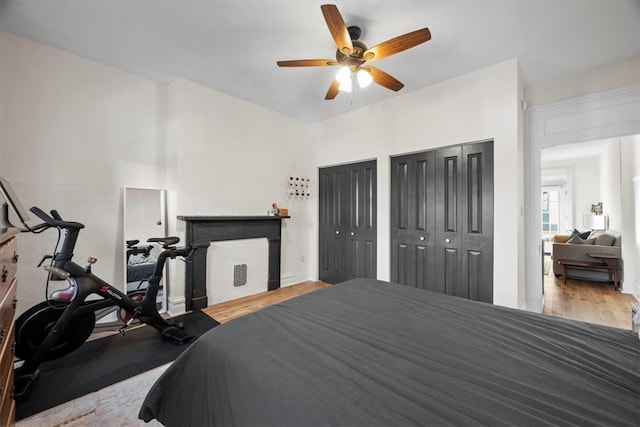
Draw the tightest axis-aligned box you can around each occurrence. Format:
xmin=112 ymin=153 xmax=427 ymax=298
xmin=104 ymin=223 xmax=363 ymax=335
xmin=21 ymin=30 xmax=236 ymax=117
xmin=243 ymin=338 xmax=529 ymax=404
xmin=160 ymin=326 xmax=193 ymax=344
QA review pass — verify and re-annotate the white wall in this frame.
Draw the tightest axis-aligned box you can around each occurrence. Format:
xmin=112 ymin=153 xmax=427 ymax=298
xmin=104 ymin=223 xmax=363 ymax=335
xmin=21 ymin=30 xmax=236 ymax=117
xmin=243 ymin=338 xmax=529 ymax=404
xmin=0 ymin=33 xmax=318 ymax=315
xmin=0 ymin=33 xmax=4 ymax=154
xmin=620 ymin=136 xmax=640 ymax=295
xmin=311 ymin=59 xmax=524 ymax=308
xmin=525 ymin=58 xmax=640 ymax=106
xmin=0 ymin=33 xmax=167 ymax=315
xmin=166 ymin=78 xmax=316 ymax=312
xmin=600 ymin=139 xmax=622 ymax=231
xmin=541 ymin=156 xmax=601 ymax=230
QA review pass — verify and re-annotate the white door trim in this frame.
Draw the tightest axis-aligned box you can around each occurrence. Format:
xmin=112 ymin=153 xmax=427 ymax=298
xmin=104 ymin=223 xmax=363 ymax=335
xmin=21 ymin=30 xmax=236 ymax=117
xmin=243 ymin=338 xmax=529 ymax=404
xmin=525 ymin=83 xmax=640 ymax=312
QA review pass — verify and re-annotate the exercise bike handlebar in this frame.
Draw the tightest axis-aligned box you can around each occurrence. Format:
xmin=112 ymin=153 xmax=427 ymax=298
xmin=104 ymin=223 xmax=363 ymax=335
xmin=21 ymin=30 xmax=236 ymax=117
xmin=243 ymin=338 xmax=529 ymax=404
xmin=29 ymin=206 xmax=85 ymax=230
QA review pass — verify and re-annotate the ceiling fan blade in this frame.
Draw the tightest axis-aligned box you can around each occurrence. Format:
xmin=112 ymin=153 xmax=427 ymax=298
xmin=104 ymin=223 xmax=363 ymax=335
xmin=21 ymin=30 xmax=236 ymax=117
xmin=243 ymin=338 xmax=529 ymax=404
xmin=363 ymin=28 xmax=431 ymax=61
xmin=277 ymin=59 xmax=338 ymax=67
xmin=364 ymin=66 xmax=404 ymax=92
xmin=321 ymin=4 xmax=353 ymax=55
xmin=325 ymin=80 xmax=340 ymax=100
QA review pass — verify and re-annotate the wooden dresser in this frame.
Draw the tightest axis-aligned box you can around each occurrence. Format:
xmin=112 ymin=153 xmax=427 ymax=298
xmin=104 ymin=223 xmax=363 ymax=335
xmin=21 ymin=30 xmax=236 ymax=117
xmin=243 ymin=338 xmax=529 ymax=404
xmin=0 ymin=229 xmax=18 ymax=426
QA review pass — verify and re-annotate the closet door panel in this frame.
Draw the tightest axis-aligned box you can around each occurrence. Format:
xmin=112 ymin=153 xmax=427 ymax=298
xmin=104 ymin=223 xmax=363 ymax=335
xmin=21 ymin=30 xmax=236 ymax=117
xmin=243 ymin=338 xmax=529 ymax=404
xmin=462 ymin=142 xmax=494 ymax=303
xmin=467 ymin=250 xmax=483 ymax=301
xmin=444 ymin=247 xmax=459 ymax=296
xmin=390 ymin=152 xmax=435 ymax=289
xmin=394 ymin=243 xmax=411 ymax=285
xmin=346 ymin=161 xmax=377 ymax=280
xmin=435 ymin=146 xmax=462 ymax=295
xmin=390 ymin=156 xmax=413 ymax=285
xmin=318 ymin=168 xmax=344 ymax=283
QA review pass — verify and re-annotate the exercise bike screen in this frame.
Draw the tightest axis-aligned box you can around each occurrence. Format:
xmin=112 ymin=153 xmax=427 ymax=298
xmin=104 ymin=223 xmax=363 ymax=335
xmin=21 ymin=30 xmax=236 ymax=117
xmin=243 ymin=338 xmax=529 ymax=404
xmin=0 ymin=176 xmax=31 ymax=223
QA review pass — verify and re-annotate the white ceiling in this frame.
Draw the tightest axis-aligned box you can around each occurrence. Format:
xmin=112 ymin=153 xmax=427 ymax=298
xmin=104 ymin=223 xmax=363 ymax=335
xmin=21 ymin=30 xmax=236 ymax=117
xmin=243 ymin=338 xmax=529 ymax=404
xmin=0 ymin=0 xmax=638 ymax=122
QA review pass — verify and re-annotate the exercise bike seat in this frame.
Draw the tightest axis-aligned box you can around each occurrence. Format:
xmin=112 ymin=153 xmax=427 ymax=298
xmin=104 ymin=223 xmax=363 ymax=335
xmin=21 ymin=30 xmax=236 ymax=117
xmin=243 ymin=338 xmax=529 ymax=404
xmin=147 ymin=236 xmax=180 ymax=248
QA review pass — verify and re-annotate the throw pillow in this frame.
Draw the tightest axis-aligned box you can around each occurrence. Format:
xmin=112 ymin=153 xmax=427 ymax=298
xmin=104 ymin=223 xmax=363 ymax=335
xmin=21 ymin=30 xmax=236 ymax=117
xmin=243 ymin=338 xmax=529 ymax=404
xmin=595 ymin=233 xmax=616 ymax=246
xmin=567 ymin=235 xmax=586 ymax=244
xmin=578 ymin=230 xmax=591 ymax=239
xmin=588 ymin=230 xmax=604 ymax=240
xmin=568 ymin=229 xmax=591 ymax=240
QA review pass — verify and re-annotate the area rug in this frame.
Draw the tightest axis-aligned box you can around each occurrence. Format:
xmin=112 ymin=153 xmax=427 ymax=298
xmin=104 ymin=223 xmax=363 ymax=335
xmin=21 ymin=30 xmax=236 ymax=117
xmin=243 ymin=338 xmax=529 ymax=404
xmin=16 ymin=311 xmax=219 ymax=420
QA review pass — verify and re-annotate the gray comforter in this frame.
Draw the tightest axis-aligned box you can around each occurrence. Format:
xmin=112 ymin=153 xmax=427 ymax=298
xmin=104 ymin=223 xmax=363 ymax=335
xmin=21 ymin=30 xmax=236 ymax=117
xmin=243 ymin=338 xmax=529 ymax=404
xmin=140 ymin=279 xmax=639 ymax=426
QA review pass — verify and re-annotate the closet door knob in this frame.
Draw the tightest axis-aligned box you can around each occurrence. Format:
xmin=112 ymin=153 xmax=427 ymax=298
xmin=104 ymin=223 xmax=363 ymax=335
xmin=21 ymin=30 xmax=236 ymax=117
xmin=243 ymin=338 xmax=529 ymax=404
xmin=335 ymin=230 xmax=340 ymax=235
xmin=445 ymin=238 xmax=451 ymax=243
xmin=419 ymin=236 xmax=425 ymax=241
xmin=350 ymin=232 xmax=355 ymax=236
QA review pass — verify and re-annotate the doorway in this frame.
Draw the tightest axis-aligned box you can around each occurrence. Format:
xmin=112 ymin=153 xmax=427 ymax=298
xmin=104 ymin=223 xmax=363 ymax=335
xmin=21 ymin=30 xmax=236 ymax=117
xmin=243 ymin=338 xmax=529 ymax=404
xmin=524 ymin=84 xmax=638 ymax=311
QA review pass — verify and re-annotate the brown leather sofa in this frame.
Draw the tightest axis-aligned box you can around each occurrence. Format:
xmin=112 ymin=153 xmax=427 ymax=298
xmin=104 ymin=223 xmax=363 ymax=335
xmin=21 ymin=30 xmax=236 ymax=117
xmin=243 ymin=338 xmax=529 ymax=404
xmin=551 ymin=230 xmax=622 ymax=283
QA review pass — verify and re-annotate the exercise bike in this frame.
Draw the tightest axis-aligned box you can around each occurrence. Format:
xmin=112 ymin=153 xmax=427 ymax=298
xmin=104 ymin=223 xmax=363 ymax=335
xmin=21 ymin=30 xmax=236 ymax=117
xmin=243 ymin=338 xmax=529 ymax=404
xmin=0 ymin=177 xmax=207 ymax=398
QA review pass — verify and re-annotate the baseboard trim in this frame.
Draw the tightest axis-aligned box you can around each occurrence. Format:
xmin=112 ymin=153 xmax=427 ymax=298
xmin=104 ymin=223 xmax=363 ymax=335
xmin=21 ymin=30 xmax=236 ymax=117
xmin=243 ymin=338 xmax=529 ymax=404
xmin=167 ymin=296 xmax=186 ymax=316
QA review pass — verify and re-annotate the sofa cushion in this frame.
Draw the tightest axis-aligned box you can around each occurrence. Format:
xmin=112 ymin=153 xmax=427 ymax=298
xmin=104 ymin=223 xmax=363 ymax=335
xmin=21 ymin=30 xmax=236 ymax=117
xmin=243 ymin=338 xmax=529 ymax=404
xmin=594 ymin=233 xmax=616 ymax=246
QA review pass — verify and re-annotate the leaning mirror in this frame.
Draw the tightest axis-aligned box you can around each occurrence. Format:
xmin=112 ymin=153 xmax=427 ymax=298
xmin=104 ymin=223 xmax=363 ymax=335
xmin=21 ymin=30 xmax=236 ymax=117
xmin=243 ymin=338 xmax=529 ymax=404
xmin=123 ymin=188 xmax=168 ymax=313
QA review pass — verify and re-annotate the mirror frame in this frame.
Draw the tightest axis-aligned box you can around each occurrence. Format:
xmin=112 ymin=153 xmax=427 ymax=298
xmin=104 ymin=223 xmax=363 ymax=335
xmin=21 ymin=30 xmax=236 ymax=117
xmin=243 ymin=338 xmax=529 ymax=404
xmin=123 ymin=187 xmax=168 ymax=312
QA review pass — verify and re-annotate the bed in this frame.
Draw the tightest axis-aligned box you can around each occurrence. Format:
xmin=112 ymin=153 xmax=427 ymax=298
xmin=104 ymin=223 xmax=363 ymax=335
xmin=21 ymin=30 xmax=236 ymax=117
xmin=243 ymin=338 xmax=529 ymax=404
xmin=139 ymin=278 xmax=639 ymax=426
xmin=126 ymin=254 xmax=157 ymax=292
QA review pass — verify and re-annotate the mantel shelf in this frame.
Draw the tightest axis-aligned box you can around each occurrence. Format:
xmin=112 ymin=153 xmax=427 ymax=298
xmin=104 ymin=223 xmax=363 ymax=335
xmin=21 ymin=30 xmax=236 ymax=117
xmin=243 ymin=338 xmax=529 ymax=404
xmin=178 ymin=215 xmax=289 ymax=221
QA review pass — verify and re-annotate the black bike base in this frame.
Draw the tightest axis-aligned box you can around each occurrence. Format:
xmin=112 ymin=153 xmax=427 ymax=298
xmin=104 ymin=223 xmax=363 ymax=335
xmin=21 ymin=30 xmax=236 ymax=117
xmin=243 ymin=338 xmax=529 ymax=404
xmin=15 ymin=311 xmax=219 ymax=421
xmin=160 ymin=326 xmax=193 ymax=343
xmin=13 ymin=368 xmax=40 ymax=400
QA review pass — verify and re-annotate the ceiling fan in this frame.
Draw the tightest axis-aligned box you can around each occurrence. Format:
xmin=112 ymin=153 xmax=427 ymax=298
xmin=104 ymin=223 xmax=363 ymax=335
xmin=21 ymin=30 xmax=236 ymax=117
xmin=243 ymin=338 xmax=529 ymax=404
xmin=277 ymin=4 xmax=431 ymax=100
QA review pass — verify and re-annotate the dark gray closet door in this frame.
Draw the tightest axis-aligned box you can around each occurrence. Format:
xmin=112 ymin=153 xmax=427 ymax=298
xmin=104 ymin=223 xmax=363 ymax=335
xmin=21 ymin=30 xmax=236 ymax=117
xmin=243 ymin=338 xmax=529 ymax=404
xmin=460 ymin=141 xmax=494 ymax=302
xmin=345 ymin=161 xmax=377 ymax=280
xmin=319 ymin=160 xmax=377 ymax=284
xmin=435 ymin=145 xmax=464 ymax=297
xmin=319 ymin=166 xmax=345 ymax=284
xmin=391 ymin=141 xmax=494 ymax=303
xmin=390 ymin=151 xmax=437 ymax=291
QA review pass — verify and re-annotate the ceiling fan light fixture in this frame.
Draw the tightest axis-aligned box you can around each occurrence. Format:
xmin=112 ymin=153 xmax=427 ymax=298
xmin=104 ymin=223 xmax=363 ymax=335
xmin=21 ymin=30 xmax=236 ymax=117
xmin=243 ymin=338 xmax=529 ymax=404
xmin=277 ymin=4 xmax=431 ymax=100
xmin=338 ymin=79 xmax=352 ymax=93
xmin=336 ymin=65 xmax=350 ymax=84
xmin=336 ymin=66 xmax=352 ymax=92
xmin=357 ymin=68 xmax=373 ymax=88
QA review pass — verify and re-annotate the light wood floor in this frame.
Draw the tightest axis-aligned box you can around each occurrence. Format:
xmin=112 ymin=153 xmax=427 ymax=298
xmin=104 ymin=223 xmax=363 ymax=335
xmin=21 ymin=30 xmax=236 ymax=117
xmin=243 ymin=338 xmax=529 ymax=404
xmin=202 ymin=280 xmax=330 ymax=323
xmin=542 ymin=263 xmax=637 ymax=329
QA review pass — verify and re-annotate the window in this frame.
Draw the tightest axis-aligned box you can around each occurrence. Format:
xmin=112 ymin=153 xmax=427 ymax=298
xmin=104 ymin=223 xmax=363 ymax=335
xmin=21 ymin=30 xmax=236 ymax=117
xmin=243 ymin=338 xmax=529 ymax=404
xmin=541 ymin=189 xmax=561 ymax=237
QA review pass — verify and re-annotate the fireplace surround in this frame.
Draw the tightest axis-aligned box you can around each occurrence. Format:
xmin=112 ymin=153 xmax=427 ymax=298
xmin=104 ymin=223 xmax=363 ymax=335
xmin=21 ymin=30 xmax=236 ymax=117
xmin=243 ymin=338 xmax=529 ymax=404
xmin=178 ymin=215 xmax=287 ymax=310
